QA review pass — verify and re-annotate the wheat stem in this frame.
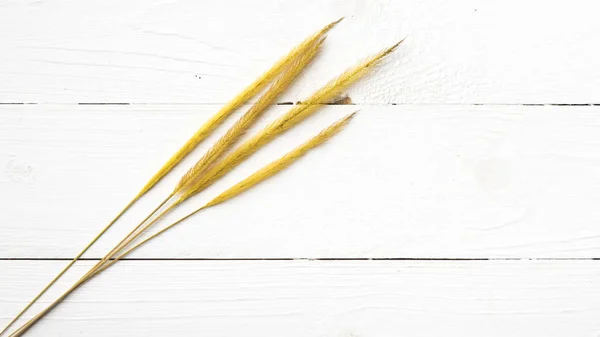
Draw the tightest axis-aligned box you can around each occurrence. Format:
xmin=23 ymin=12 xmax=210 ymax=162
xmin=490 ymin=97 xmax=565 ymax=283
xmin=80 ymin=193 xmax=174 ymax=281
xmin=91 ymin=206 xmax=205 ymax=277
xmin=7 ymin=201 xmax=181 ymax=337
xmin=0 ymin=197 xmax=136 ymax=337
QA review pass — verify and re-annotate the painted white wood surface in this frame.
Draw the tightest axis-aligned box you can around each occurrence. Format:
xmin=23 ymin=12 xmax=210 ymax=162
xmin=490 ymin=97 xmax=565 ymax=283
xmin=1 ymin=0 xmax=600 ymax=104
xmin=2 ymin=104 xmax=600 ymax=258
xmin=2 ymin=260 xmax=600 ymax=337
xmin=2 ymin=0 xmax=600 ymax=335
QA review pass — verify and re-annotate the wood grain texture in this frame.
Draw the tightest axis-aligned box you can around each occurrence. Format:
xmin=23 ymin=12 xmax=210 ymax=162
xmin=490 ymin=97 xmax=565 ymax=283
xmin=1 ymin=0 xmax=599 ymax=103
xmin=1 ymin=260 xmax=599 ymax=337
xmin=3 ymin=1 xmax=600 ymax=335
xmin=2 ymin=104 xmax=600 ymax=258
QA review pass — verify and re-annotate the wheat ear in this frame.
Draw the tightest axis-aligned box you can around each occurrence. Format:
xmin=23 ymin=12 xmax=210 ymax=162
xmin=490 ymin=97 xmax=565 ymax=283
xmin=1 ymin=20 xmax=343 ymax=337
xmin=9 ymin=113 xmax=355 ymax=337
xmin=205 ymin=112 xmax=356 ymax=206
xmin=180 ymin=40 xmax=403 ymax=202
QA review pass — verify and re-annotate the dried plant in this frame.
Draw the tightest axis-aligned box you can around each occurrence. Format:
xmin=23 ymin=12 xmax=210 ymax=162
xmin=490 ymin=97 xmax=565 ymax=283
xmin=6 ymin=26 xmax=403 ymax=337
xmin=0 ymin=19 xmax=342 ymax=337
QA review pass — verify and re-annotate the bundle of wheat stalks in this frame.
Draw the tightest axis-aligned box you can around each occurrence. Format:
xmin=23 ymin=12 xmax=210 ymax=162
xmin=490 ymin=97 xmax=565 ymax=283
xmin=2 ymin=18 xmax=402 ymax=336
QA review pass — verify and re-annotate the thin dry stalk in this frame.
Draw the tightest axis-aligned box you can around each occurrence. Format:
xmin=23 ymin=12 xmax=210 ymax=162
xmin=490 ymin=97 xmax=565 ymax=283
xmin=0 ymin=199 xmax=135 ymax=337
xmin=180 ymin=40 xmax=403 ymax=202
xmin=78 ymin=196 xmax=174 ymax=283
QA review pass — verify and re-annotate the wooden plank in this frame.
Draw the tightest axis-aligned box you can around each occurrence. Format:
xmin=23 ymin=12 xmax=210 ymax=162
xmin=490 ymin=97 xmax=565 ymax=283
xmin=2 ymin=104 xmax=600 ymax=258
xmin=1 ymin=0 xmax=599 ymax=103
xmin=1 ymin=260 xmax=599 ymax=336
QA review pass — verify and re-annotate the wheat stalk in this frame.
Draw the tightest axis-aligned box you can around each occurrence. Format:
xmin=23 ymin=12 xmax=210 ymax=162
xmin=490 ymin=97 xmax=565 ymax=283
xmin=180 ymin=40 xmax=404 ymax=202
xmin=3 ymin=20 xmax=342 ymax=337
xmin=9 ymin=113 xmax=356 ymax=337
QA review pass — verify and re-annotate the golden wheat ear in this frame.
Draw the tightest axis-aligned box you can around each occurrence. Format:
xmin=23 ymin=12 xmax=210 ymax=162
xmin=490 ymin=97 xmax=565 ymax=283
xmin=205 ymin=112 xmax=357 ymax=207
xmin=180 ymin=40 xmax=403 ymax=201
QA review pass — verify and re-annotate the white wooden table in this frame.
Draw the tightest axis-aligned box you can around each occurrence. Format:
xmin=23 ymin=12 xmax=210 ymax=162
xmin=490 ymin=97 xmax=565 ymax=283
xmin=2 ymin=1 xmax=600 ymax=336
